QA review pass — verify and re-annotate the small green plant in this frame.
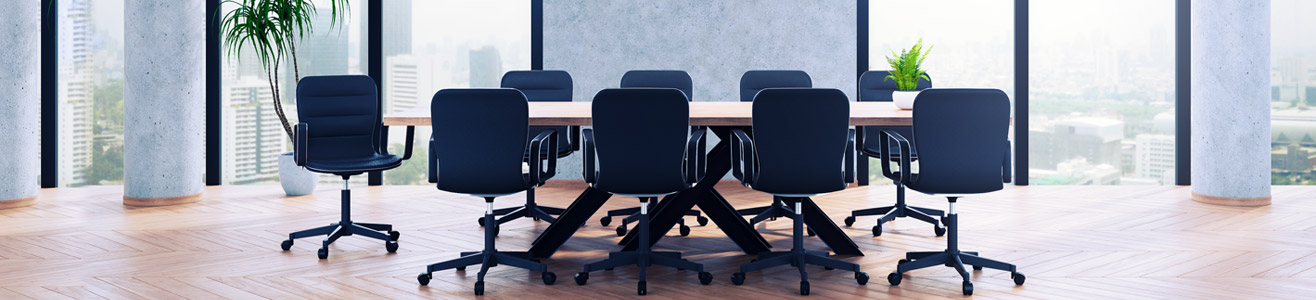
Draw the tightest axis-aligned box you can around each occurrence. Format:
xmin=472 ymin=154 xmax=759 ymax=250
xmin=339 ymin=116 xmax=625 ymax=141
xmin=884 ymin=39 xmax=933 ymax=91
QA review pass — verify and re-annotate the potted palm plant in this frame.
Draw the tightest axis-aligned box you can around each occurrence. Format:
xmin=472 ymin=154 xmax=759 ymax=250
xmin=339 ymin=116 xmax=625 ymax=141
xmin=885 ymin=39 xmax=932 ymax=110
xmin=218 ymin=0 xmax=350 ymax=195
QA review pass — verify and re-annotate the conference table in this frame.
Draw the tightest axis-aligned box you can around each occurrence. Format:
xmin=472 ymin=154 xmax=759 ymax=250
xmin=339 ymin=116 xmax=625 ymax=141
xmin=384 ymin=101 xmax=912 ymax=258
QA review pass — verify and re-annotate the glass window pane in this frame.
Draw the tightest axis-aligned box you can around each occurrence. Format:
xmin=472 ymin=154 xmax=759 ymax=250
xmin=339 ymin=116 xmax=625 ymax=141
xmin=59 ymin=0 xmax=124 ymax=187
xmin=1271 ymin=0 xmax=1316 ymax=185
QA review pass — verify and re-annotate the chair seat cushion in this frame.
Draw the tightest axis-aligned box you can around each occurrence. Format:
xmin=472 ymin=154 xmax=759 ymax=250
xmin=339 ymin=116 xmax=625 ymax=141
xmin=861 ymin=126 xmax=917 ymax=159
xmin=306 ymin=154 xmax=403 ymax=175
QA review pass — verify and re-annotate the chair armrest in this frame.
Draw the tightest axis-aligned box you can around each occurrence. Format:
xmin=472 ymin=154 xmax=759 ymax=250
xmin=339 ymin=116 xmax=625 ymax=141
xmin=878 ymin=129 xmax=914 ymax=185
xmin=845 ymin=128 xmax=855 ymax=184
xmin=569 ymin=126 xmax=582 ymax=152
xmin=854 ymin=126 xmax=866 ymax=157
xmin=730 ymin=129 xmax=756 ymax=186
xmin=376 ymin=126 xmax=416 ymax=160
xmin=1003 ymin=140 xmax=1013 ymax=183
xmin=685 ymin=126 xmax=708 ymax=184
xmin=428 ymin=136 xmax=438 ymax=184
xmin=528 ymin=129 xmax=559 ymax=186
xmin=294 ymin=123 xmax=309 ymax=167
xmin=582 ymin=129 xmax=597 ymax=184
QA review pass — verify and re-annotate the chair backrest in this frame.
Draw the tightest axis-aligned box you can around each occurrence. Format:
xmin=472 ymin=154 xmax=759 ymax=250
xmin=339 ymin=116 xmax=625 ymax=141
xmin=591 ymin=88 xmax=691 ymax=195
xmin=910 ymin=89 xmax=1010 ymax=194
xmin=857 ymin=70 xmax=932 ymax=102
xmin=739 ymin=70 xmax=812 ymax=102
xmin=750 ymin=88 xmax=850 ymax=195
xmin=501 ymin=70 xmax=573 ymax=102
xmin=430 ymin=89 xmax=531 ymax=195
xmin=620 ymin=70 xmax=694 ymax=101
xmin=295 ymin=75 xmax=383 ymax=161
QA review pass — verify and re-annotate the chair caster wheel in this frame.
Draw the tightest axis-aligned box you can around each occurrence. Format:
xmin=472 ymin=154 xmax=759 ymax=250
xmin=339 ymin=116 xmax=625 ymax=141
xmin=600 ymin=216 xmax=612 ymax=227
xmin=698 ymin=272 xmax=713 ymax=285
xmin=679 ymin=225 xmax=691 ymax=237
xmin=389 ymin=231 xmax=400 ymax=241
xmin=474 ymin=281 xmax=485 ymax=296
xmin=731 ymin=272 xmax=746 ymax=285
xmin=973 ymin=265 xmax=983 ymax=270
xmin=280 ymin=239 xmax=293 ymax=251
xmin=457 ymin=266 xmax=466 ymax=271
xmin=616 ymin=225 xmax=627 ymax=236
xmin=941 ymin=216 xmax=949 ymax=226
xmin=385 ymin=241 xmax=398 ymax=253
xmin=962 ymin=281 xmax=974 ymax=296
xmin=317 ymin=247 xmax=328 ymax=259
xmin=799 ymin=280 xmax=810 ymax=295
xmin=825 ymin=266 xmax=834 ymax=270
xmin=417 ymin=273 xmax=432 ymax=286
xmin=574 ymin=272 xmax=589 ymax=285
xmin=934 ymin=225 xmax=946 ymax=237
xmin=872 ymin=224 xmax=883 ymax=237
xmin=844 ymin=216 xmax=856 ymax=227
xmin=898 ymin=258 xmax=911 ymax=265
xmin=1012 ymin=272 xmax=1026 ymax=285
xmin=887 ymin=272 xmax=902 ymax=286
xmin=477 ymin=217 xmax=485 ymax=227
xmin=856 ymin=272 xmax=869 ymax=285
xmin=637 ymin=280 xmax=647 ymax=295
xmin=697 ymin=216 xmax=709 ymax=226
xmin=542 ymin=272 xmax=557 ymax=285
xmin=493 ymin=225 xmax=500 ymax=237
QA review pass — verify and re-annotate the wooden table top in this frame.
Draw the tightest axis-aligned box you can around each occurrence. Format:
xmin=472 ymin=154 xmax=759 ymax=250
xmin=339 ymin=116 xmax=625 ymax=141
xmin=383 ymin=101 xmax=914 ymax=127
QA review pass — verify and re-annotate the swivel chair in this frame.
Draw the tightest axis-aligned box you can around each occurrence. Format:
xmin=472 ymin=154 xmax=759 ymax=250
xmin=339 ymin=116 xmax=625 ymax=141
xmin=845 ymin=70 xmax=945 ymax=237
xmin=600 ymin=70 xmax=708 ymax=237
xmin=727 ymin=88 xmax=869 ymax=295
xmin=416 ymin=89 xmax=558 ymax=295
xmin=471 ymin=70 xmax=577 ymax=229
xmin=880 ymin=89 xmax=1024 ymax=296
xmin=734 ymin=70 xmax=817 ymax=232
xmin=571 ymin=88 xmax=714 ymax=295
xmin=280 ymin=75 xmax=409 ymax=260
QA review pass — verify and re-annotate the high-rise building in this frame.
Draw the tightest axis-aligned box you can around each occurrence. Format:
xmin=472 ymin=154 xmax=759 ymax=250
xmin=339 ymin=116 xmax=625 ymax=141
xmin=1029 ymin=117 xmax=1124 ymax=171
xmin=222 ymin=78 xmax=285 ymax=185
xmin=58 ymin=0 xmax=94 ymax=187
xmin=1135 ymin=134 xmax=1175 ymax=183
xmin=284 ymin=8 xmax=349 ymax=104
xmin=385 ymin=55 xmax=433 ymax=114
xmin=468 ymin=46 xmax=502 ymax=88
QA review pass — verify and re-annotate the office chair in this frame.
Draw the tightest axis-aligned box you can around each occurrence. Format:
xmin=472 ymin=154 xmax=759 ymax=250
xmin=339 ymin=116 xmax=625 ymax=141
xmin=845 ymin=70 xmax=945 ymax=237
xmin=416 ymin=89 xmax=558 ymax=295
xmin=727 ymin=88 xmax=869 ymax=295
xmin=880 ymin=89 xmax=1024 ymax=296
xmin=735 ymin=70 xmax=817 ymax=233
xmin=571 ymin=88 xmax=713 ymax=295
xmin=469 ymin=70 xmax=577 ymax=229
xmin=280 ymin=75 xmax=410 ymax=259
xmin=600 ymin=70 xmax=708 ymax=237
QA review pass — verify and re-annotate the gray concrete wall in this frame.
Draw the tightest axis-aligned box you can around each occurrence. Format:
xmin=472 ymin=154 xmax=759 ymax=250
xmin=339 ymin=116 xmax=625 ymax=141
xmin=1191 ymin=0 xmax=1271 ymax=202
xmin=124 ymin=0 xmax=206 ymax=200
xmin=545 ymin=0 xmax=857 ymax=179
xmin=0 ymin=1 xmax=40 ymax=204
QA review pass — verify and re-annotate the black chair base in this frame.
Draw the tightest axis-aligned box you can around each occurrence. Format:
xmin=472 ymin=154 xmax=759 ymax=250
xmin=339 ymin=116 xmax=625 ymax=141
xmin=421 ymin=200 xmax=556 ymax=296
xmin=603 ymin=201 xmax=707 ymax=237
xmin=576 ymin=197 xmax=712 ymax=295
xmin=846 ymin=183 xmax=945 ymax=237
xmin=281 ymin=184 xmax=398 ymax=259
xmin=886 ymin=201 xmax=1024 ymax=296
xmin=731 ymin=198 xmax=868 ymax=295
xmin=478 ymin=189 xmax=564 ymax=231
xmin=738 ymin=196 xmax=816 ymax=236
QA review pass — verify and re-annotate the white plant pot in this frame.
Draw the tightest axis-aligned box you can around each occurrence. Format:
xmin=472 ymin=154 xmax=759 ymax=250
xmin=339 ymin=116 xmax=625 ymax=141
xmin=279 ymin=152 xmax=317 ymax=196
xmin=892 ymin=90 xmax=921 ymax=110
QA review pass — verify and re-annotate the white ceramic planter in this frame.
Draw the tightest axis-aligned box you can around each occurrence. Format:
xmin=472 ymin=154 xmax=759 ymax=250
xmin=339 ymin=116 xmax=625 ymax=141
xmin=279 ymin=153 xmax=317 ymax=196
xmin=892 ymin=90 xmax=921 ymax=110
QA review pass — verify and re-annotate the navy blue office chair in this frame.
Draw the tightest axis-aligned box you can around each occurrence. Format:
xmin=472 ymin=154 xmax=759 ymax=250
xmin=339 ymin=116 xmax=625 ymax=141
xmin=845 ymin=70 xmax=944 ymax=237
xmin=734 ymin=70 xmax=818 ymax=232
xmin=601 ymin=70 xmax=708 ymax=237
xmin=880 ymin=89 xmax=1023 ymax=296
xmin=474 ymin=70 xmax=576 ymax=228
xmin=727 ymin=88 xmax=869 ymax=295
xmin=280 ymin=75 xmax=410 ymax=259
xmin=571 ymin=88 xmax=713 ymax=295
xmin=416 ymin=89 xmax=558 ymax=295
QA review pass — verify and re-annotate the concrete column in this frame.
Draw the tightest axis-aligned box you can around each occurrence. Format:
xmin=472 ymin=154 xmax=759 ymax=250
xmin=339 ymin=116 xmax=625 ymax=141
xmin=123 ymin=0 xmax=206 ymax=206
xmin=1191 ymin=0 xmax=1271 ymax=206
xmin=0 ymin=1 xmax=40 ymax=209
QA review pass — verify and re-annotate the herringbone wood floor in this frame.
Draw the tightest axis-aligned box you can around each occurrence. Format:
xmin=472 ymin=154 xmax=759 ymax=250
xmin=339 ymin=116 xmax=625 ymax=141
xmin=3 ymin=181 xmax=1316 ymax=299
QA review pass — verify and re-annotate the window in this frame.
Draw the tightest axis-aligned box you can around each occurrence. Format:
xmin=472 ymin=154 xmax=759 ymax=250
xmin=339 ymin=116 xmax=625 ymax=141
xmin=220 ymin=0 xmax=365 ymax=185
xmin=382 ymin=0 xmax=532 ymax=185
xmin=1029 ymin=0 xmax=1176 ymax=185
xmin=1270 ymin=0 xmax=1316 ymax=185
xmin=867 ymin=0 xmax=1014 ymax=183
xmin=57 ymin=0 xmax=123 ymax=187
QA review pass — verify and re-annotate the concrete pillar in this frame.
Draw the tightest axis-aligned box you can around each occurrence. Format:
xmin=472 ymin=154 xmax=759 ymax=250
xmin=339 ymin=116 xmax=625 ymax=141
xmin=1191 ymin=0 xmax=1271 ymax=206
xmin=0 ymin=1 xmax=40 ymax=209
xmin=123 ymin=0 xmax=206 ymax=206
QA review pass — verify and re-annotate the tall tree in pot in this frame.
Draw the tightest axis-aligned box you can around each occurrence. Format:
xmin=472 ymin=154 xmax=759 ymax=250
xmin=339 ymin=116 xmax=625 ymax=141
xmin=218 ymin=0 xmax=350 ymax=195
